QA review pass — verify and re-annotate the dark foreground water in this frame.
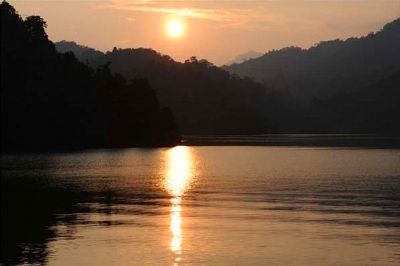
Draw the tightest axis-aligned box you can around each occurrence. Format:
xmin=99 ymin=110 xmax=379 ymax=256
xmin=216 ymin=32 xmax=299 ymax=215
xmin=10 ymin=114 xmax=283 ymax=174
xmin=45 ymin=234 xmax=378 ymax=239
xmin=2 ymin=145 xmax=400 ymax=265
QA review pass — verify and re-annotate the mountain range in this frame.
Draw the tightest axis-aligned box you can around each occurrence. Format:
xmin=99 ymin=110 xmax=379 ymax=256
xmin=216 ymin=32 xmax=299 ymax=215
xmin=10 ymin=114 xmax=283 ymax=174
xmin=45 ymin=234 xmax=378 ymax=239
xmin=53 ymin=18 xmax=400 ymax=135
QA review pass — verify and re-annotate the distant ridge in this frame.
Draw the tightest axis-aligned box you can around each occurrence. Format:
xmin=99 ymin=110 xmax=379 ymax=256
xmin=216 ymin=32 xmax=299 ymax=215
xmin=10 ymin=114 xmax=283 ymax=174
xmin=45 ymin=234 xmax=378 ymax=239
xmin=223 ymin=50 xmax=263 ymax=66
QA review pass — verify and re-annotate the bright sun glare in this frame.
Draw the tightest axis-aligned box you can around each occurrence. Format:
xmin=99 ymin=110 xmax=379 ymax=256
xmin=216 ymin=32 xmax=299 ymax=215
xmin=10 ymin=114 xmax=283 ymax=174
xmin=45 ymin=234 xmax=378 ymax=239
xmin=166 ymin=19 xmax=185 ymax=38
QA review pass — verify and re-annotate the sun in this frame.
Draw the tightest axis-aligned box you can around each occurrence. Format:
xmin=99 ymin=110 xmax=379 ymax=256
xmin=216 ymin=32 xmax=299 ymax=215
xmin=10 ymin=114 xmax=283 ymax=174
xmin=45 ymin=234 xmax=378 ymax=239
xmin=166 ymin=19 xmax=185 ymax=38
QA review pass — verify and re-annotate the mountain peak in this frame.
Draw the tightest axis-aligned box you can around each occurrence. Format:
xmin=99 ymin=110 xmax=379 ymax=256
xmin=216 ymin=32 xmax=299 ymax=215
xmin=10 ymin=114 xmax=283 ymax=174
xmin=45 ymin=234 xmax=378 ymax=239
xmin=224 ymin=50 xmax=263 ymax=66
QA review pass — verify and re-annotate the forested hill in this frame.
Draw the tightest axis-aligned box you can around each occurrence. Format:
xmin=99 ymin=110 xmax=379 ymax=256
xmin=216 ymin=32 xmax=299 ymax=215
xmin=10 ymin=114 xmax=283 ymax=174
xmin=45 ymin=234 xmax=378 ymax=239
xmin=224 ymin=18 xmax=400 ymax=101
xmin=55 ymin=44 xmax=269 ymax=134
xmin=1 ymin=2 xmax=181 ymax=151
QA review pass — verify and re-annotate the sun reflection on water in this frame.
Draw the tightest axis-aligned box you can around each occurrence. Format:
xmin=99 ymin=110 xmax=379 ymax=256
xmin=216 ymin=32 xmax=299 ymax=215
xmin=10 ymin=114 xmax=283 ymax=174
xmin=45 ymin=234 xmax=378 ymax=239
xmin=165 ymin=146 xmax=194 ymax=266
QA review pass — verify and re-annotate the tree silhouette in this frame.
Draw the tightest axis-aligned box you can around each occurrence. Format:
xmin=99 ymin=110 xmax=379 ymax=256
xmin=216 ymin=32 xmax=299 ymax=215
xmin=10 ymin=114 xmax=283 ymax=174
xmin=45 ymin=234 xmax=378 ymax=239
xmin=1 ymin=1 xmax=181 ymax=151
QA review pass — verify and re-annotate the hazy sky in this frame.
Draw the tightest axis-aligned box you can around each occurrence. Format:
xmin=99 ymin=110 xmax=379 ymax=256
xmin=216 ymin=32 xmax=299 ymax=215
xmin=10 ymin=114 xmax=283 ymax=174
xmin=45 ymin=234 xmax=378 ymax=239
xmin=10 ymin=0 xmax=400 ymax=65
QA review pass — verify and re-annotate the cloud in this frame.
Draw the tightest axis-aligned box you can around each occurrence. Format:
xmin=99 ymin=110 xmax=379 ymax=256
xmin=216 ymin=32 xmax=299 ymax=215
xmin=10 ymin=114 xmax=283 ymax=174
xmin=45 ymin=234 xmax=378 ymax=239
xmin=105 ymin=0 xmax=234 ymax=22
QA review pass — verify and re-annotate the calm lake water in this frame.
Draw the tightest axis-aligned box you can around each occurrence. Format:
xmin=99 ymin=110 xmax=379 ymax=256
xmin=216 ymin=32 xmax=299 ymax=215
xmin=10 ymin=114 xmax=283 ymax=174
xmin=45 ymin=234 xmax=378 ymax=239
xmin=2 ymin=145 xmax=400 ymax=265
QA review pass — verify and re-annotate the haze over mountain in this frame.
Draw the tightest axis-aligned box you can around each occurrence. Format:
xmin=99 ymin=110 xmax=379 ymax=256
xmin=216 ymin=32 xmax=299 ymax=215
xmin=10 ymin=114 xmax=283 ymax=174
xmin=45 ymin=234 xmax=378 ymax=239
xmin=263 ymin=70 xmax=400 ymax=133
xmin=224 ymin=51 xmax=263 ymax=66
xmin=306 ymin=71 xmax=400 ymax=133
xmin=224 ymin=18 xmax=400 ymax=101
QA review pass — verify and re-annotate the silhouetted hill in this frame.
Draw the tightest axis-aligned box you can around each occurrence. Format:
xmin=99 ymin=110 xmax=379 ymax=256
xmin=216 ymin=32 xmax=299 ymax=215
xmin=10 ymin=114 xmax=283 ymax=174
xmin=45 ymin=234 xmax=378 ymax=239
xmin=1 ymin=2 xmax=180 ymax=151
xmin=224 ymin=50 xmax=263 ymax=66
xmin=224 ymin=18 xmax=400 ymax=101
xmin=56 ymin=45 xmax=269 ymax=134
xmin=55 ymin=40 xmax=104 ymax=64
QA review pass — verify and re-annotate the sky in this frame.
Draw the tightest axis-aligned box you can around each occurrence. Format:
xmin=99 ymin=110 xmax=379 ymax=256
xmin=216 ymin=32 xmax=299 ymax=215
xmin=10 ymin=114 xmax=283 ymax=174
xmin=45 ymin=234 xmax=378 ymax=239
xmin=10 ymin=0 xmax=400 ymax=65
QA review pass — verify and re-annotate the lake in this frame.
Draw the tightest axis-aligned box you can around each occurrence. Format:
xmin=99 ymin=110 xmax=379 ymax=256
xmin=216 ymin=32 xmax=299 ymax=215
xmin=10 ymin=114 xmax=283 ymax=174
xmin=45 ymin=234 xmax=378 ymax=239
xmin=2 ymin=145 xmax=400 ymax=265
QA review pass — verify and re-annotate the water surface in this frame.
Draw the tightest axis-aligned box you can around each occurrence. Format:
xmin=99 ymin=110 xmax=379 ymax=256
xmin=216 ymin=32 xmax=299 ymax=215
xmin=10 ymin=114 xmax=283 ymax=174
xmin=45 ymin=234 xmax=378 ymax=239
xmin=2 ymin=146 xmax=400 ymax=265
